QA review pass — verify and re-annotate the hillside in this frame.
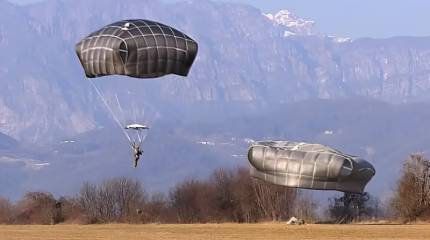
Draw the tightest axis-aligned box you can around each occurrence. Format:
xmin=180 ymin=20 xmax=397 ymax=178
xmin=1 ymin=0 xmax=430 ymax=199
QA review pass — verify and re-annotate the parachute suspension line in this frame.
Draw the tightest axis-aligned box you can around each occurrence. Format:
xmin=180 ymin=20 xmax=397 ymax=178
xmin=138 ymin=130 xmax=146 ymax=145
xmin=115 ymin=95 xmax=145 ymax=147
xmin=137 ymin=130 xmax=143 ymax=145
xmin=115 ymin=94 xmax=126 ymax=121
xmin=87 ymin=77 xmax=132 ymax=144
xmin=294 ymin=186 xmax=299 ymax=202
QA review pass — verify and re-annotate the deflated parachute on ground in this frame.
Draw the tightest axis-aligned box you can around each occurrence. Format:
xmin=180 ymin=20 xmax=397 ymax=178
xmin=75 ymin=19 xmax=198 ymax=79
xmin=248 ymin=141 xmax=375 ymax=193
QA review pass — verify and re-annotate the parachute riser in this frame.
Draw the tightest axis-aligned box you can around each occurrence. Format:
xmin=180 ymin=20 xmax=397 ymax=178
xmin=87 ymin=77 xmax=133 ymax=144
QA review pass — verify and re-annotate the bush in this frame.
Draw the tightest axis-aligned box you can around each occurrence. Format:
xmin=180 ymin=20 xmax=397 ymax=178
xmin=15 ymin=192 xmax=58 ymax=224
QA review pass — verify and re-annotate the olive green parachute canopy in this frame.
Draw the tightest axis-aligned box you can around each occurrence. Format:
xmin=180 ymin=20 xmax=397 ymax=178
xmin=75 ymin=19 xmax=198 ymax=78
xmin=248 ymin=141 xmax=375 ymax=193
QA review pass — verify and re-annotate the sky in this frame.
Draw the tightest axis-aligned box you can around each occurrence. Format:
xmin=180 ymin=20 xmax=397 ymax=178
xmin=8 ymin=0 xmax=430 ymax=39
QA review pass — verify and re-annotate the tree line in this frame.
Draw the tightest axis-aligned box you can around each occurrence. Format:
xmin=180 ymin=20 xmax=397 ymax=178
xmin=1 ymin=154 xmax=429 ymax=225
xmin=0 ymin=168 xmax=316 ymax=224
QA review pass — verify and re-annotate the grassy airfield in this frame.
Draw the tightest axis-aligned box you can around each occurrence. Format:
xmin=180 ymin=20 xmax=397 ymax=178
xmin=1 ymin=223 xmax=430 ymax=240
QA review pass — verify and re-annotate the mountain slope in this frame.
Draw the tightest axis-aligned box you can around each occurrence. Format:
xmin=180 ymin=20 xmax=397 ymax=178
xmin=1 ymin=0 xmax=430 ymax=199
xmin=1 ymin=0 xmax=430 ymax=141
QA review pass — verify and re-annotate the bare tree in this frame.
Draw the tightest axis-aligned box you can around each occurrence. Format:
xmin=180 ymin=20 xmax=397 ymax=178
xmin=169 ymin=179 xmax=212 ymax=223
xmin=252 ymin=179 xmax=297 ymax=221
xmin=169 ymin=168 xmax=302 ymax=223
xmin=391 ymin=154 xmax=430 ymax=221
xmin=293 ymin=192 xmax=318 ymax=223
xmin=0 ymin=197 xmax=15 ymax=224
xmin=78 ymin=177 xmax=146 ymax=223
xmin=141 ymin=193 xmax=175 ymax=223
xmin=169 ymin=180 xmax=195 ymax=223
xmin=79 ymin=182 xmax=99 ymax=223
xmin=209 ymin=168 xmax=238 ymax=222
xmin=109 ymin=177 xmax=146 ymax=222
xmin=230 ymin=168 xmax=260 ymax=223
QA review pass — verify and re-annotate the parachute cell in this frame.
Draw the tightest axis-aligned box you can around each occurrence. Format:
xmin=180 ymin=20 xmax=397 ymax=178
xmin=248 ymin=141 xmax=375 ymax=193
xmin=75 ymin=19 xmax=198 ymax=79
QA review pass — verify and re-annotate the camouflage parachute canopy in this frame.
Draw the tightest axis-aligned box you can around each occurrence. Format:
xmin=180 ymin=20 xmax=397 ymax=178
xmin=76 ymin=19 xmax=198 ymax=79
xmin=248 ymin=141 xmax=375 ymax=193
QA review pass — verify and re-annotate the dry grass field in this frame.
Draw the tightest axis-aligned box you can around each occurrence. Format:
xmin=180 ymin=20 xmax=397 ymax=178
xmin=1 ymin=223 xmax=430 ymax=240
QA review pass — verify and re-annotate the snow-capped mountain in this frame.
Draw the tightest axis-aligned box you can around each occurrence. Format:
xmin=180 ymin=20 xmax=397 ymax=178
xmin=264 ymin=9 xmax=352 ymax=43
xmin=264 ymin=10 xmax=317 ymax=36
xmin=326 ymin=35 xmax=353 ymax=43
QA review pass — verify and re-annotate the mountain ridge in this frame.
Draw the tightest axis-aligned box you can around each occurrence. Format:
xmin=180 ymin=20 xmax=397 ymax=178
xmin=1 ymin=0 xmax=429 ymax=144
xmin=1 ymin=0 xmax=430 ymax=199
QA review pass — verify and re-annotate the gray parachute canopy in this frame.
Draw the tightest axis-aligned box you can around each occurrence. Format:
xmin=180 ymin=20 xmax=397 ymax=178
xmin=248 ymin=141 xmax=375 ymax=193
xmin=75 ymin=19 xmax=198 ymax=78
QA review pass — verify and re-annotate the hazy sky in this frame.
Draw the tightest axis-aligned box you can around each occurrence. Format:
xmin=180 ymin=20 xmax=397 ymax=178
xmin=8 ymin=0 xmax=430 ymax=38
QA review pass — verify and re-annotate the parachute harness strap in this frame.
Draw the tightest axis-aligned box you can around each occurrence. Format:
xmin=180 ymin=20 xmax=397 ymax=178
xmin=87 ymin=77 xmax=133 ymax=144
